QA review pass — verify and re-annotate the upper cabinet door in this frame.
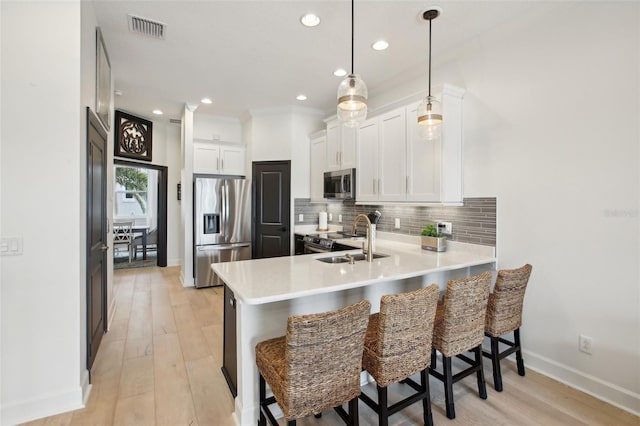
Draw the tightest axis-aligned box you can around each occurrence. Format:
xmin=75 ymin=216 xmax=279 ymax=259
xmin=309 ymin=130 xmax=327 ymax=202
xmin=326 ymin=120 xmax=341 ymax=171
xmin=406 ymin=101 xmax=441 ymax=202
xmin=356 ymin=118 xmax=379 ymax=202
xmin=340 ymin=125 xmax=357 ymax=169
xmin=326 ymin=119 xmax=357 ymax=171
xmin=378 ymin=108 xmax=407 ymax=201
xmin=220 ymin=146 xmax=245 ymax=176
xmin=194 ymin=142 xmax=221 ymax=174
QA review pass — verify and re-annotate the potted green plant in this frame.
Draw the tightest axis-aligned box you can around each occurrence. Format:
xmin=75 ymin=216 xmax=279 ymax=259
xmin=421 ymin=224 xmax=447 ymax=252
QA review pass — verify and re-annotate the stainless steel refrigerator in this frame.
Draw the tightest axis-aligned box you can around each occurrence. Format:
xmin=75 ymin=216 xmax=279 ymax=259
xmin=193 ymin=176 xmax=251 ymax=288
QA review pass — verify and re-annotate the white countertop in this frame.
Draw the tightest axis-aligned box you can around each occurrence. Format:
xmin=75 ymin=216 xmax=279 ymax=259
xmin=213 ymin=234 xmax=496 ymax=305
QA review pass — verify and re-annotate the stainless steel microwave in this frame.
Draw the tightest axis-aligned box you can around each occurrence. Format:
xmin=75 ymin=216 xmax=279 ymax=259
xmin=323 ymin=168 xmax=355 ymax=199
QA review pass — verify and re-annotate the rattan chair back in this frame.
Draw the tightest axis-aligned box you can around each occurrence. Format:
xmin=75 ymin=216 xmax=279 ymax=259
xmin=485 ymin=264 xmax=532 ymax=336
xmin=433 ymin=271 xmax=492 ymax=357
xmin=263 ymin=299 xmax=371 ymax=420
xmin=363 ymin=285 xmax=440 ymax=387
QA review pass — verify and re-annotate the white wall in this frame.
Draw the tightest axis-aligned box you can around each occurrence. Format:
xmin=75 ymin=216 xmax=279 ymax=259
xmin=194 ymin=113 xmax=242 ymax=142
xmin=248 ymin=107 xmax=324 ymax=253
xmin=371 ymin=1 xmax=639 ymax=413
xmin=1 ymin=1 xmax=88 ymax=424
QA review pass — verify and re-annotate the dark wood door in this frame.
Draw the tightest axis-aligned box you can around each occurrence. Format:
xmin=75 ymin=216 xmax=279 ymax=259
xmin=87 ymin=108 xmax=108 ymax=371
xmin=252 ymin=161 xmax=291 ymax=258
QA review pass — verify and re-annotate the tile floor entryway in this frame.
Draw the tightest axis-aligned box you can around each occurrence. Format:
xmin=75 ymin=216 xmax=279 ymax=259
xmin=23 ymin=266 xmax=639 ymax=426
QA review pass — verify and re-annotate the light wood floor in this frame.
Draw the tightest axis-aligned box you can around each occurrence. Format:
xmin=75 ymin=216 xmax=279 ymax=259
xmin=24 ymin=266 xmax=638 ymax=426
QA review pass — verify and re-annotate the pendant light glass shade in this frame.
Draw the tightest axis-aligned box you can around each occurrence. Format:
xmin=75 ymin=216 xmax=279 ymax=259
xmin=337 ymin=74 xmax=368 ymax=127
xmin=418 ymin=9 xmax=442 ymax=139
xmin=417 ymin=95 xmax=442 ymax=140
xmin=337 ymin=0 xmax=367 ymax=127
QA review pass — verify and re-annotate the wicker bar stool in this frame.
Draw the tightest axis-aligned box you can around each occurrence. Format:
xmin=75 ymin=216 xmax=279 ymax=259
xmin=255 ymin=299 xmax=371 ymax=426
xmin=429 ymin=271 xmax=492 ymax=419
xmin=360 ymin=284 xmax=440 ymax=426
xmin=483 ymin=264 xmax=533 ymax=391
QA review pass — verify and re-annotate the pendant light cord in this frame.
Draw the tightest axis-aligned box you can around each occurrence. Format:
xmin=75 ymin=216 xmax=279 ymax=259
xmin=351 ymin=0 xmax=355 ymax=75
xmin=428 ymin=16 xmax=432 ymax=97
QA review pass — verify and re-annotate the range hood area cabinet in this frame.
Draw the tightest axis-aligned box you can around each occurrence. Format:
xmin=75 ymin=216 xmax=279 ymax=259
xmin=193 ymin=139 xmax=246 ymax=176
xmin=356 ymin=84 xmax=465 ymax=204
xmin=326 ymin=118 xmax=357 ymax=172
xmin=309 ymin=130 xmax=327 ymax=202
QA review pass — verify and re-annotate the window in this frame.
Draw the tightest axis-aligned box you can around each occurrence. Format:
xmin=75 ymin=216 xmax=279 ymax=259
xmin=114 ymin=165 xmax=149 ymax=218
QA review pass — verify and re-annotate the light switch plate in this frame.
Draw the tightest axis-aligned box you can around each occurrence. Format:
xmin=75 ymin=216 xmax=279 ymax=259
xmin=0 ymin=237 xmax=23 ymax=256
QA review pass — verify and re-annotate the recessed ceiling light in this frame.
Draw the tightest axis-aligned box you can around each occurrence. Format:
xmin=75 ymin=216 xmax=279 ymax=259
xmin=372 ymin=40 xmax=389 ymax=51
xmin=333 ymin=68 xmax=348 ymax=77
xmin=296 ymin=94 xmax=307 ymax=101
xmin=201 ymin=97 xmax=212 ymax=104
xmin=300 ymin=13 xmax=320 ymax=27
xmin=152 ymin=109 xmax=163 ymax=115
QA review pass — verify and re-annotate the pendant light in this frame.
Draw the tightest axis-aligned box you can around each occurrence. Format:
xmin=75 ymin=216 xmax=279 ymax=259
xmin=417 ymin=9 xmax=442 ymax=140
xmin=337 ymin=0 xmax=367 ymax=127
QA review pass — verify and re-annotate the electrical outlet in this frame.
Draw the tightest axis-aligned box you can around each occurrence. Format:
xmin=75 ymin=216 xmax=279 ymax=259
xmin=338 ymin=214 xmax=342 ymax=223
xmin=298 ymin=214 xmax=304 ymax=222
xmin=329 ymin=213 xmax=333 ymax=221
xmin=579 ymin=334 xmax=593 ymax=355
xmin=394 ymin=218 xmax=401 ymax=229
xmin=437 ymin=221 xmax=453 ymax=235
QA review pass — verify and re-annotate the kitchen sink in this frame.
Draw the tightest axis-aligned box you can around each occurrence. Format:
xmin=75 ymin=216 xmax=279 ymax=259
xmin=316 ymin=252 xmax=389 ymax=264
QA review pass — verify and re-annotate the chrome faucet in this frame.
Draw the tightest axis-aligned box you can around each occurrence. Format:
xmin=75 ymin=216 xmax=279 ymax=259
xmin=352 ymin=214 xmax=373 ymax=262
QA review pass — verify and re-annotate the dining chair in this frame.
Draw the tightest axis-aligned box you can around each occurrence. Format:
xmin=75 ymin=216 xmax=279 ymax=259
xmin=429 ymin=271 xmax=492 ymax=419
xmin=113 ymin=221 xmax=134 ymax=263
xmin=359 ymin=284 xmax=440 ymax=426
xmin=256 ymin=299 xmax=371 ymax=426
xmin=483 ymin=264 xmax=533 ymax=391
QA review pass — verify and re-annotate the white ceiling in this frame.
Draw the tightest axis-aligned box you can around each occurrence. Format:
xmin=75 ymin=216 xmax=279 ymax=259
xmin=93 ymin=0 xmax=541 ymax=122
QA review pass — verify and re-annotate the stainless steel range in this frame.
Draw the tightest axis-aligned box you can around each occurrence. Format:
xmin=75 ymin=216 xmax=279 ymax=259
xmin=301 ymin=233 xmax=362 ymax=254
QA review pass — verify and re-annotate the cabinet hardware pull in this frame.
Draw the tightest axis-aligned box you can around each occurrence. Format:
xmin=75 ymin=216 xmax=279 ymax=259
xmin=221 ymin=158 xmax=224 ymax=171
xmin=217 ymin=157 xmax=220 ymax=171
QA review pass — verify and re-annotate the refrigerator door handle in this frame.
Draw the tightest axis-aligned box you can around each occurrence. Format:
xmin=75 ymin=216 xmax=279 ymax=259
xmin=196 ymin=242 xmax=251 ymax=251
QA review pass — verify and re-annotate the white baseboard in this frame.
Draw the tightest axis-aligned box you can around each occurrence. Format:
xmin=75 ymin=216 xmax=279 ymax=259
xmin=167 ymin=257 xmax=181 ymax=267
xmin=524 ymin=349 xmax=640 ymax=416
xmin=1 ymin=384 xmax=85 ymax=426
xmin=107 ymin=296 xmax=117 ymax=330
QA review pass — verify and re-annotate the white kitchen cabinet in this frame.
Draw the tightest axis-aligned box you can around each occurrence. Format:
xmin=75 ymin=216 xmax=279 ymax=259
xmin=326 ymin=119 xmax=357 ymax=171
xmin=378 ymin=108 xmax=407 ymax=201
xmin=194 ymin=140 xmax=245 ymax=175
xmin=356 ymin=118 xmax=379 ymax=202
xmin=406 ymin=85 xmax=464 ymax=203
xmin=355 ymin=84 xmax=464 ymax=204
xmin=309 ymin=130 xmax=327 ymax=201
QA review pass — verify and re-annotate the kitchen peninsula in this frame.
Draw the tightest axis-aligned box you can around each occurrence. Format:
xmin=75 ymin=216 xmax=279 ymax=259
xmin=213 ymin=234 xmax=496 ymax=426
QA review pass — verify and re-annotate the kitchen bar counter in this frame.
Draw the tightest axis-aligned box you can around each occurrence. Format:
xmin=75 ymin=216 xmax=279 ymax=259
xmin=213 ymin=234 xmax=496 ymax=426
xmin=214 ymin=236 xmax=496 ymax=304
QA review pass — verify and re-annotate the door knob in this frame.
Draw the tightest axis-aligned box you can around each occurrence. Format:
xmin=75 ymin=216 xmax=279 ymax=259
xmin=101 ymin=245 xmax=109 ymax=251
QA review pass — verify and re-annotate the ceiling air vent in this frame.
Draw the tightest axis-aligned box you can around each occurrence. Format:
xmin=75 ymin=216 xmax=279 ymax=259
xmin=127 ymin=14 xmax=166 ymax=40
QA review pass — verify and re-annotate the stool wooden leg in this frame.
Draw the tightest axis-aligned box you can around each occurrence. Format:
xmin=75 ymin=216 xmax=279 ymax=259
xmin=421 ymin=368 xmax=434 ymax=426
xmin=490 ymin=336 xmax=503 ymax=392
xmin=377 ymin=385 xmax=388 ymax=426
xmin=443 ymin=356 xmax=455 ymax=419
xmin=514 ymin=328 xmax=525 ymax=376
xmin=259 ymin=373 xmax=267 ymax=426
xmin=431 ymin=348 xmax=437 ymax=370
xmin=474 ymin=346 xmax=488 ymax=399
xmin=348 ymin=397 xmax=359 ymax=426
xmin=287 ymin=420 xmax=296 ymax=426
